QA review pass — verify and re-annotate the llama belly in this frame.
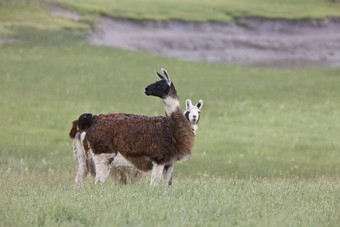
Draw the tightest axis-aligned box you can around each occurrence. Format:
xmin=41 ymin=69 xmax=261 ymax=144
xmin=117 ymin=145 xmax=180 ymax=166
xmin=118 ymin=153 xmax=153 ymax=171
xmin=176 ymin=152 xmax=192 ymax=162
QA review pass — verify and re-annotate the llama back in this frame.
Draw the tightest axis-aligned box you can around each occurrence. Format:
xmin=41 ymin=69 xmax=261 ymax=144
xmin=86 ymin=113 xmax=181 ymax=163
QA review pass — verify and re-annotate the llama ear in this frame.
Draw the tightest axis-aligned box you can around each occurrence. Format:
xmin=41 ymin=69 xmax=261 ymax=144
xmin=196 ymin=100 xmax=203 ymax=110
xmin=185 ymin=99 xmax=192 ymax=109
xmin=154 ymin=70 xmax=164 ymax=80
xmin=161 ymin=68 xmax=171 ymax=86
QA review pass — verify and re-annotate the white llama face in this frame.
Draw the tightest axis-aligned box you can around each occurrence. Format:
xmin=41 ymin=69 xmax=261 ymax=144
xmin=184 ymin=99 xmax=203 ymax=124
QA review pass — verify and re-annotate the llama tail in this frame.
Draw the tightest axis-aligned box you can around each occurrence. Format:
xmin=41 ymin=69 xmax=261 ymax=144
xmin=69 ymin=120 xmax=79 ymax=138
xmin=69 ymin=113 xmax=96 ymax=139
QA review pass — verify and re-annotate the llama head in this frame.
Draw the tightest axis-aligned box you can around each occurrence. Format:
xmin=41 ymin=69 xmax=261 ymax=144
xmin=145 ymin=68 xmax=177 ymax=99
xmin=78 ymin=113 xmax=94 ymax=131
xmin=184 ymin=99 xmax=203 ymax=124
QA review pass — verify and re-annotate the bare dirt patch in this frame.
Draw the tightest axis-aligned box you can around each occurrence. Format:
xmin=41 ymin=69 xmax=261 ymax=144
xmin=90 ymin=17 xmax=340 ymax=68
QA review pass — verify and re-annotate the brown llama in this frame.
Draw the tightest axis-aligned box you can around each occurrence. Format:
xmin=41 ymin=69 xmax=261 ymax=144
xmin=70 ymin=99 xmax=204 ymax=185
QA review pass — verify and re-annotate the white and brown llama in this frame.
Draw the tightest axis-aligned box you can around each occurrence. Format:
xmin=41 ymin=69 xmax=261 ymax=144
xmin=184 ymin=99 xmax=203 ymax=135
xmin=70 ymin=98 xmax=203 ymax=185
xmin=69 ymin=69 xmax=198 ymax=185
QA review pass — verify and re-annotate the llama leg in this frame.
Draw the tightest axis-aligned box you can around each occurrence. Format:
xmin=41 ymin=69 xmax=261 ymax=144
xmin=150 ymin=162 xmax=165 ymax=185
xmin=87 ymin=158 xmax=96 ymax=181
xmin=81 ymin=135 xmax=96 ymax=182
xmin=88 ymin=149 xmax=97 ymax=184
xmin=162 ymin=162 xmax=175 ymax=185
xmin=73 ymin=134 xmax=88 ymax=184
xmin=93 ymin=153 xmax=115 ymax=184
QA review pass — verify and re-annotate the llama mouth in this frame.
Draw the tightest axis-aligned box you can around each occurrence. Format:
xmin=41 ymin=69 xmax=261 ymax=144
xmin=145 ymin=90 xmax=151 ymax=96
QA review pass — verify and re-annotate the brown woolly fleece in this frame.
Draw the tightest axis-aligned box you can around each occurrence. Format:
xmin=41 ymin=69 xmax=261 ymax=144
xmin=86 ymin=108 xmax=194 ymax=165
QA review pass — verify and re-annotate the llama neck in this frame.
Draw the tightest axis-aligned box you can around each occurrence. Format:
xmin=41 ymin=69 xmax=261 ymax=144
xmin=191 ymin=124 xmax=198 ymax=134
xmin=163 ymin=96 xmax=180 ymax=117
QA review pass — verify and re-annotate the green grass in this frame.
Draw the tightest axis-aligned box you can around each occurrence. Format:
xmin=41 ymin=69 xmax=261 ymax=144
xmin=1 ymin=27 xmax=340 ymax=225
xmin=1 ymin=31 xmax=339 ymax=178
xmin=0 ymin=0 xmax=88 ymax=37
xmin=56 ymin=0 xmax=340 ymax=22
xmin=1 ymin=172 xmax=339 ymax=226
xmin=1 ymin=1 xmax=340 ymax=226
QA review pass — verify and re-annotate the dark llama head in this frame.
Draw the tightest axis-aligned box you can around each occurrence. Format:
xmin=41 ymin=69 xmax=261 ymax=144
xmin=145 ymin=68 xmax=178 ymax=99
xmin=78 ymin=113 xmax=95 ymax=131
xmin=69 ymin=113 xmax=94 ymax=138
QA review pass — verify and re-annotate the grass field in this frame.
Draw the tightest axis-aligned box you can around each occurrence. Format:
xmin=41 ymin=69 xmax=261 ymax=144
xmin=1 ymin=174 xmax=339 ymax=226
xmin=0 ymin=1 xmax=340 ymax=226
xmin=56 ymin=0 xmax=340 ymax=21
